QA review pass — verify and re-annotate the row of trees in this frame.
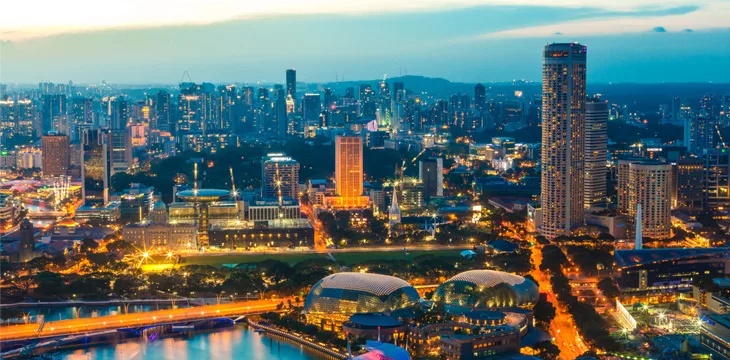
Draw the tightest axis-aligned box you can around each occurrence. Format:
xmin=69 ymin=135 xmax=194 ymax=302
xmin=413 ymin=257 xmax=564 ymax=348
xmin=540 ymin=246 xmax=620 ymax=352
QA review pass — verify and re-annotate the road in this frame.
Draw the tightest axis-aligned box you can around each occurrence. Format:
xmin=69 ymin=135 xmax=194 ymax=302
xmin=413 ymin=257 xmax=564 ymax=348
xmin=0 ymin=298 xmax=290 ymax=342
xmin=179 ymin=244 xmax=470 ymax=257
xmin=529 ymin=242 xmax=590 ymax=359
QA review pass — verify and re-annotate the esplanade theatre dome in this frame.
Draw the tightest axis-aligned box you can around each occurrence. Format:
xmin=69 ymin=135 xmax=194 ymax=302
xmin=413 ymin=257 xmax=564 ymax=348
xmin=432 ymin=270 xmax=539 ymax=308
xmin=303 ymin=272 xmax=420 ymax=317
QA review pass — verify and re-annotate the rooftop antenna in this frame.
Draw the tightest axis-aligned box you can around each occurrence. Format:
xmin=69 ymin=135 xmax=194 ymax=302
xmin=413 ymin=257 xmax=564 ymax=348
xmin=180 ymin=70 xmax=193 ymax=84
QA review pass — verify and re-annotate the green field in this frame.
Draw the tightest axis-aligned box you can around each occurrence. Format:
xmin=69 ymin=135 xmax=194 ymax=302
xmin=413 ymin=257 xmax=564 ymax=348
xmin=176 ymin=249 xmax=463 ymax=267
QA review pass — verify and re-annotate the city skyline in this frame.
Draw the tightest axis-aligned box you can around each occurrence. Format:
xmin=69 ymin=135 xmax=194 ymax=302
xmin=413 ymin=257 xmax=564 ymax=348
xmin=1 ymin=1 xmax=729 ymax=84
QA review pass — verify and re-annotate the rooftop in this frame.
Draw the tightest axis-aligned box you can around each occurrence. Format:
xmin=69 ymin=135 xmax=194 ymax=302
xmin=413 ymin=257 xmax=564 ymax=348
xmin=615 ymin=247 xmax=730 ymax=268
xmin=176 ymin=189 xmax=230 ymax=200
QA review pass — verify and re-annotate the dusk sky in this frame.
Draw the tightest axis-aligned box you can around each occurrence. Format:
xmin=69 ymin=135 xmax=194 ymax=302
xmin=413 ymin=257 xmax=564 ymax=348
xmin=1 ymin=0 xmax=729 ymax=84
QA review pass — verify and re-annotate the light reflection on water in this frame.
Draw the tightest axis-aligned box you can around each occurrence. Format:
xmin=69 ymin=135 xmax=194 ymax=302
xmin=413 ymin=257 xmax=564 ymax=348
xmin=20 ymin=304 xmax=190 ymax=322
xmin=57 ymin=325 xmax=320 ymax=360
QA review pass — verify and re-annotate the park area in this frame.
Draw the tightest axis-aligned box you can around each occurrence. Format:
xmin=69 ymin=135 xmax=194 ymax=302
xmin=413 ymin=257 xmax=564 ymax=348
xmin=142 ymin=249 xmax=464 ymax=270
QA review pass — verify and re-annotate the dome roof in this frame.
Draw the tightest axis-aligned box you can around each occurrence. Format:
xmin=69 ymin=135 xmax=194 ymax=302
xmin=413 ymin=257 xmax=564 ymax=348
xmin=312 ymin=272 xmax=414 ymax=296
xmin=303 ymin=272 xmax=420 ymax=316
xmin=444 ymin=270 xmax=528 ymax=288
xmin=433 ymin=270 xmax=539 ymax=309
xmin=152 ymin=200 xmax=167 ymax=211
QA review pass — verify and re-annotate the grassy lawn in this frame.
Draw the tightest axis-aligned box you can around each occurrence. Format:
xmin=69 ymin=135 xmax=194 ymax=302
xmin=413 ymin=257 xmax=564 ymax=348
xmin=176 ymin=249 xmax=462 ymax=267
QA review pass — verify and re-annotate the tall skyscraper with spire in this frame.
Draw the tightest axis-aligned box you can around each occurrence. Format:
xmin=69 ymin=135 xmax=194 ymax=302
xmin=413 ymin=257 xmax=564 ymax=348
xmin=539 ymin=43 xmax=587 ymax=239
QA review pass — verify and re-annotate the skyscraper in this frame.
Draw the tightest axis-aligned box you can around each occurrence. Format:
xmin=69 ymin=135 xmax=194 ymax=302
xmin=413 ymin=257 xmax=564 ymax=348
xmin=703 ymin=148 xmax=730 ymax=211
xmin=41 ymin=133 xmax=70 ymax=177
xmin=419 ymin=157 xmax=443 ymax=202
xmin=627 ymin=161 xmax=672 ymax=239
xmin=154 ymin=90 xmax=172 ymax=132
xmin=82 ymin=129 xmax=110 ymax=206
xmin=261 ymin=153 xmax=300 ymax=199
xmin=286 ymin=69 xmax=297 ymax=109
xmin=584 ymin=97 xmax=608 ymax=209
xmin=676 ymin=157 xmax=705 ymax=210
xmin=274 ymin=87 xmax=288 ymax=138
xmin=539 ymin=43 xmax=587 ymax=238
xmin=474 ymin=83 xmax=486 ymax=113
xmin=334 ymin=136 xmax=367 ymax=207
xmin=41 ymin=94 xmax=67 ymax=135
xmin=303 ymin=93 xmax=321 ymax=123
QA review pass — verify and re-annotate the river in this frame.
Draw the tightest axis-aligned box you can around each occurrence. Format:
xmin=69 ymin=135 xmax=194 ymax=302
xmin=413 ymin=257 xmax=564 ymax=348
xmin=55 ymin=325 xmax=321 ymax=360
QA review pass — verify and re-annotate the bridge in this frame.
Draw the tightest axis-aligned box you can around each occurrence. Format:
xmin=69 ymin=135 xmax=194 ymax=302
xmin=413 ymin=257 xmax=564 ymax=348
xmin=0 ymin=298 xmax=288 ymax=343
xmin=1 ymin=298 xmax=204 ymax=309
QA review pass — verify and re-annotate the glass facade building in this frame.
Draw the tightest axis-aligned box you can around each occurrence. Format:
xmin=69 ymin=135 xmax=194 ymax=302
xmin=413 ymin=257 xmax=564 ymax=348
xmin=303 ymin=272 xmax=420 ymax=330
xmin=432 ymin=270 xmax=539 ymax=309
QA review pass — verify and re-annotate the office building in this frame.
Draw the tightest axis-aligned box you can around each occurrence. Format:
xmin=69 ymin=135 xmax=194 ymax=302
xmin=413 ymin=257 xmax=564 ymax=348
xmin=329 ymin=136 xmax=368 ymax=208
xmin=154 ymin=90 xmax=172 ymax=132
xmin=41 ymin=94 xmax=67 ymax=135
xmin=676 ymin=157 xmax=705 ymax=210
xmin=108 ymin=128 xmax=132 ymax=175
xmin=701 ymin=313 xmax=730 ymax=360
xmin=584 ymin=97 xmax=608 ymax=209
xmin=41 ymin=134 xmax=70 ymax=177
xmin=625 ymin=161 xmax=672 ymax=239
xmin=286 ymin=69 xmax=296 ymax=108
xmin=247 ymin=198 xmax=301 ymax=221
xmin=615 ymin=248 xmax=730 ymax=302
xmin=419 ymin=157 xmax=443 ymax=201
xmin=261 ymin=153 xmax=300 ymax=199
xmin=303 ymin=93 xmax=321 ymax=123
xmin=539 ymin=43 xmax=587 ymax=238
xmin=704 ymin=148 xmax=730 ymax=211
xmin=82 ymin=129 xmax=110 ymax=206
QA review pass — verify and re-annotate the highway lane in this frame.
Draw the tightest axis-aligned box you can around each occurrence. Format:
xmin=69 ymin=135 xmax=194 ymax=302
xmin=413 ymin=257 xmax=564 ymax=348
xmin=0 ymin=298 xmax=290 ymax=342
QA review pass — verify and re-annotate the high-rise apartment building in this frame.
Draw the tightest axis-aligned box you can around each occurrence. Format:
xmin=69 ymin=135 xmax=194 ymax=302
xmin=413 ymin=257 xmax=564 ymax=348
xmin=261 ymin=153 xmax=300 ymax=199
xmin=41 ymin=134 xmax=70 ymax=177
xmin=627 ymin=161 xmax=672 ymax=239
xmin=539 ymin=43 xmax=587 ymax=238
xmin=419 ymin=157 xmax=443 ymax=202
xmin=333 ymin=136 xmax=367 ymax=207
xmin=82 ymin=129 xmax=110 ymax=206
xmin=584 ymin=97 xmax=608 ymax=209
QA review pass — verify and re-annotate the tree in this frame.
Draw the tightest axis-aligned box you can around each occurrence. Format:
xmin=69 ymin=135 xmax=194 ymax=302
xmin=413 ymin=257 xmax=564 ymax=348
xmin=531 ymin=341 xmax=560 ymax=360
xmin=533 ymin=293 xmax=557 ymax=329
xmin=33 ymin=271 xmax=65 ymax=297
xmin=79 ymin=238 xmax=99 ymax=253
xmin=597 ymin=277 xmax=621 ymax=302
xmin=113 ymin=275 xmax=144 ymax=298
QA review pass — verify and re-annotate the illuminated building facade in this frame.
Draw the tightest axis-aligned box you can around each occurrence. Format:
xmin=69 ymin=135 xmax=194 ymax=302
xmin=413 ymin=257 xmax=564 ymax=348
xmin=626 ymin=161 xmax=672 ymax=239
xmin=303 ymin=272 xmax=420 ymax=331
xmin=41 ymin=134 xmax=70 ymax=177
xmin=676 ymin=157 xmax=705 ymax=210
xmin=419 ymin=157 xmax=443 ymax=201
xmin=82 ymin=129 xmax=110 ymax=206
xmin=261 ymin=153 xmax=300 ymax=199
xmin=584 ymin=97 xmax=608 ymax=209
xmin=539 ymin=43 xmax=587 ymax=238
xmin=704 ymin=148 xmax=730 ymax=211
xmin=330 ymin=136 xmax=369 ymax=208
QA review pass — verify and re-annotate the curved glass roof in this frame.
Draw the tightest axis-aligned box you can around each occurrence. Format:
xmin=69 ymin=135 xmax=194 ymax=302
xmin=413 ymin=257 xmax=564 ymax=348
xmin=444 ymin=270 xmax=528 ymax=288
xmin=314 ymin=272 xmax=414 ymax=297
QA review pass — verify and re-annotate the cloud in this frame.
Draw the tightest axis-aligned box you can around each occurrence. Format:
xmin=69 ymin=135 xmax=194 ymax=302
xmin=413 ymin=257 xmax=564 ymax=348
xmin=476 ymin=1 xmax=730 ymax=38
xmin=0 ymin=0 xmax=723 ymax=41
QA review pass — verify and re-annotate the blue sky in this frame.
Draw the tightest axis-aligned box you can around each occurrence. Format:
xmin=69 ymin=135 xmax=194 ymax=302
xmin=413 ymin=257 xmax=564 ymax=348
xmin=1 ymin=0 xmax=728 ymax=84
